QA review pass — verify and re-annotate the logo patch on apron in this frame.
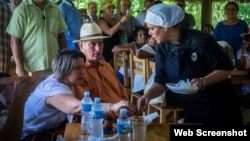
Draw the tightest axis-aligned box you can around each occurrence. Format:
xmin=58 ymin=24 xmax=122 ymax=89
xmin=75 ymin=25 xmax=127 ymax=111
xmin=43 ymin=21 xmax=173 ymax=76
xmin=191 ymin=52 xmax=198 ymax=62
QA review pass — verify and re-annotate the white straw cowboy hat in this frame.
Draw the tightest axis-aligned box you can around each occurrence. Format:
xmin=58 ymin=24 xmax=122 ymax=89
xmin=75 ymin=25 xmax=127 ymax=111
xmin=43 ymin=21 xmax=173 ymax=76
xmin=74 ymin=23 xmax=110 ymax=43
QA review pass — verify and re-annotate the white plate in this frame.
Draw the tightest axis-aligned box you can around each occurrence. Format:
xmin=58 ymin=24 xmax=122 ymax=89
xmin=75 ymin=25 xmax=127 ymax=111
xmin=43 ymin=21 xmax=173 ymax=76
xmin=166 ymin=83 xmax=198 ymax=94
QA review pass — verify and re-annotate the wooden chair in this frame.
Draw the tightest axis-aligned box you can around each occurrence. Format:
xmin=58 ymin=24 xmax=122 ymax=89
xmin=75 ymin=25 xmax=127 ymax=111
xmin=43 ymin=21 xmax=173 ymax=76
xmin=146 ymin=61 xmax=183 ymax=123
xmin=129 ymin=53 xmax=149 ymax=111
xmin=7 ymin=62 xmax=17 ymax=76
xmin=0 ymin=73 xmax=44 ymax=106
xmin=7 ymin=60 xmax=51 ymax=82
xmin=0 ymin=76 xmax=37 ymax=112
xmin=113 ymin=51 xmax=131 ymax=96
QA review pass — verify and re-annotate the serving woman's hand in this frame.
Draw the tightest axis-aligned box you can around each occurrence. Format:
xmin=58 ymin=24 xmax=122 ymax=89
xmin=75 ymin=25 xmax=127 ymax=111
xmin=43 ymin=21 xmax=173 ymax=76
xmin=137 ymin=95 xmax=151 ymax=112
xmin=190 ymin=78 xmax=204 ymax=90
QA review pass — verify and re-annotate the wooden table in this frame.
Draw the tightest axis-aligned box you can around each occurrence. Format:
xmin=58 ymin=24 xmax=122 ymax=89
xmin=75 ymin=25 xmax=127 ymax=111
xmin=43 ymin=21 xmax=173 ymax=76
xmin=64 ymin=123 xmax=170 ymax=141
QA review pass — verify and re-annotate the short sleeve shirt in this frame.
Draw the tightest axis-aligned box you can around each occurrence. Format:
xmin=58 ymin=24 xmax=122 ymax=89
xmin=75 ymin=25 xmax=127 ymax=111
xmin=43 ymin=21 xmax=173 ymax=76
xmin=6 ymin=0 xmax=67 ymax=72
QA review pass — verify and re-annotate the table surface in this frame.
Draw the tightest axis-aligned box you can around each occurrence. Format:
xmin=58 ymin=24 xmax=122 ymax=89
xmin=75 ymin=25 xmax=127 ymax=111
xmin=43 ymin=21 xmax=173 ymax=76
xmin=64 ymin=123 xmax=170 ymax=141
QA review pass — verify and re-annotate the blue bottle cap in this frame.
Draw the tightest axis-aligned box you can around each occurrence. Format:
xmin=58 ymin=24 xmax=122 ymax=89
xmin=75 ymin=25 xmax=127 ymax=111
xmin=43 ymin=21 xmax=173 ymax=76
xmin=94 ymin=98 xmax=101 ymax=103
xmin=120 ymin=108 xmax=127 ymax=115
xmin=84 ymin=91 xmax=90 ymax=97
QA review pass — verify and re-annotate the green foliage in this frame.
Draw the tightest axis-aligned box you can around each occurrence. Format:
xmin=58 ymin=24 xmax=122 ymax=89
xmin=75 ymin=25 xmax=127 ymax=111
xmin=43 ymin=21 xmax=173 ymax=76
xmin=55 ymin=0 xmax=250 ymax=30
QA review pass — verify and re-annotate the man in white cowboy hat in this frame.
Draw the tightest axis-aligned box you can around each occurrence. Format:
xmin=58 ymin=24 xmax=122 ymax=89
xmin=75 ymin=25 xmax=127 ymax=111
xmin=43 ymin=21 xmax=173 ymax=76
xmin=73 ymin=23 xmax=136 ymax=116
xmin=237 ymin=31 xmax=250 ymax=69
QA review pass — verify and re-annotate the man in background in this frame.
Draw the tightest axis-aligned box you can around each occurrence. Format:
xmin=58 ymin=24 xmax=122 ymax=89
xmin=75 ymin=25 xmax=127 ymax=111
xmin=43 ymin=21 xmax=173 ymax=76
xmin=6 ymin=0 xmax=67 ymax=81
xmin=176 ymin=0 xmax=195 ymax=29
xmin=59 ymin=0 xmax=83 ymax=50
xmin=87 ymin=1 xmax=98 ymax=23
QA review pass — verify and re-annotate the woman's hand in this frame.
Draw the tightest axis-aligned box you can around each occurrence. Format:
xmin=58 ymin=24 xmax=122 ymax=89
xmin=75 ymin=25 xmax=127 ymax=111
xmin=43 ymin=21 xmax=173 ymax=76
xmin=137 ymin=95 xmax=151 ymax=112
xmin=112 ymin=100 xmax=136 ymax=116
xmin=190 ymin=78 xmax=204 ymax=90
xmin=120 ymin=15 xmax=129 ymax=24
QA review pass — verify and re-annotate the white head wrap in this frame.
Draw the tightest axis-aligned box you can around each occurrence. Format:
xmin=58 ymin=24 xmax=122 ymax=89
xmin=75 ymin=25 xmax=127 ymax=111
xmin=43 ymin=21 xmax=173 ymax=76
xmin=145 ymin=4 xmax=185 ymax=28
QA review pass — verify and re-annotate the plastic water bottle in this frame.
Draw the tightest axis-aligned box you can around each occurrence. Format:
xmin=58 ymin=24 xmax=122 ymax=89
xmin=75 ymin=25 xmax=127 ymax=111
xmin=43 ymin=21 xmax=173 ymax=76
xmin=81 ymin=91 xmax=93 ymax=134
xmin=117 ymin=108 xmax=131 ymax=141
xmin=90 ymin=97 xmax=104 ymax=139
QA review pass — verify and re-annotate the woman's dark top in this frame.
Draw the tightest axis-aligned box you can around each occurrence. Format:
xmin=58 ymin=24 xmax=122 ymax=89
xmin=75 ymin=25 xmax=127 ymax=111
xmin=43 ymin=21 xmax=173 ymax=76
xmin=154 ymin=28 xmax=243 ymax=126
xmin=100 ymin=17 xmax=121 ymax=62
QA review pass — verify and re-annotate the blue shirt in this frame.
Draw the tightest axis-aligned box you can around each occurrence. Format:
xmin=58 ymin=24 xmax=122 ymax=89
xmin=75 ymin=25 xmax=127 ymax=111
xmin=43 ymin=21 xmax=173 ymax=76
xmin=59 ymin=0 xmax=83 ymax=50
xmin=213 ymin=20 xmax=248 ymax=55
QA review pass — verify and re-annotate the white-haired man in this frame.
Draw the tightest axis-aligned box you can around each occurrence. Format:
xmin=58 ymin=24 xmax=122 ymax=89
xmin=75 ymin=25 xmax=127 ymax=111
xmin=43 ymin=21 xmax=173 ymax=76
xmin=74 ymin=23 xmax=136 ymax=116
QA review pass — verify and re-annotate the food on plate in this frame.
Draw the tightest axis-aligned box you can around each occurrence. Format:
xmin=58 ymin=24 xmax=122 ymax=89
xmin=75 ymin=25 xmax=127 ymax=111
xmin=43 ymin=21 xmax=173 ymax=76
xmin=175 ymin=79 xmax=198 ymax=89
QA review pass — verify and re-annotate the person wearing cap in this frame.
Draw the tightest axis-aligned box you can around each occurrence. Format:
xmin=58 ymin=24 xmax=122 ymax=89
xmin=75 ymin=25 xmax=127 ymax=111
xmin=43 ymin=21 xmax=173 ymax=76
xmin=176 ymin=0 xmax=195 ymax=29
xmin=137 ymin=4 xmax=243 ymax=126
xmin=74 ymin=23 xmax=136 ymax=116
xmin=236 ymin=32 xmax=250 ymax=69
xmin=97 ymin=0 xmax=129 ymax=65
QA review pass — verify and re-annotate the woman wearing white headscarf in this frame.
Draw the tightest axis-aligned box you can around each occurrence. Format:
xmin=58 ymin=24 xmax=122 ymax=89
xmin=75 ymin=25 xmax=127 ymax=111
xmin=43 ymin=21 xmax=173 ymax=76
xmin=137 ymin=4 xmax=243 ymax=126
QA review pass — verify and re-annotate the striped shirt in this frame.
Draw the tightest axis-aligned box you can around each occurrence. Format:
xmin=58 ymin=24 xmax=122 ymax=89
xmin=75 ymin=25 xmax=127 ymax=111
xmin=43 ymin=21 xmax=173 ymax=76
xmin=0 ymin=1 xmax=11 ymax=74
xmin=6 ymin=0 xmax=67 ymax=72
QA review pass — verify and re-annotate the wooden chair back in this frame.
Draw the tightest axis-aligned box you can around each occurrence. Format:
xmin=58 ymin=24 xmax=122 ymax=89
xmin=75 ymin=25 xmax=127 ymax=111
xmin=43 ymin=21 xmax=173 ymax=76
xmin=129 ymin=53 xmax=149 ymax=115
xmin=113 ymin=51 xmax=130 ymax=96
xmin=146 ymin=61 xmax=183 ymax=123
xmin=0 ymin=71 xmax=52 ymax=110
xmin=0 ymin=76 xmax=32 ymax=112
xmin=129 ymin=53 xmax=149 ymax=92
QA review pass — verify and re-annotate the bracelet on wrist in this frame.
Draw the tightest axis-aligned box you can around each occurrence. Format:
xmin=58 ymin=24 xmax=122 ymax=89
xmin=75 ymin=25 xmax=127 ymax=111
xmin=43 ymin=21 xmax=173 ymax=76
xmin=119 ymin=21 xmax=123 ymax=25
xmin=199 ymin=77 xmax=206 ymax=90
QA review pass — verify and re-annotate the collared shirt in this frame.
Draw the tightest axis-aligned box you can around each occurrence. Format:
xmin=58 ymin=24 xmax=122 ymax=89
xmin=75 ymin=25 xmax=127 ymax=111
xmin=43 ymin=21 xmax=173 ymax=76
xmin=6 ymin=0 xmax=67 ymax=72
xmin=59 ymin=0 xmax=83 ymax=50
xmin=0 ymin=1 xmax=11 ymax=74
xmin=74 ymin=60 xmax=128 ymax=103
